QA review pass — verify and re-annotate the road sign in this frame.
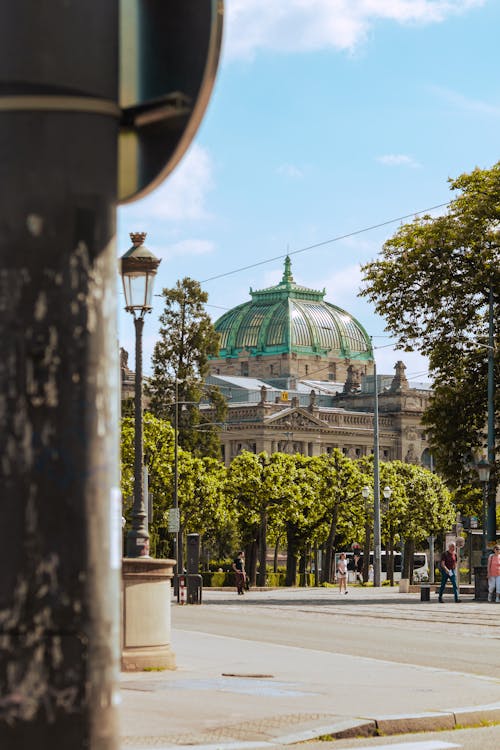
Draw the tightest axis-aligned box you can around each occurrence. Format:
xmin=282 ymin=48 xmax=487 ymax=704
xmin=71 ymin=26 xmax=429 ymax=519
xmin=119 ymin=0 xmax=224 ymax=203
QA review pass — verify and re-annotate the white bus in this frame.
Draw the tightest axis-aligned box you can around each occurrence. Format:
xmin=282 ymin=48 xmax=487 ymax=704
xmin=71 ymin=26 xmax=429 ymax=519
xmin=335 ymin=550 xmax=429 ymax=583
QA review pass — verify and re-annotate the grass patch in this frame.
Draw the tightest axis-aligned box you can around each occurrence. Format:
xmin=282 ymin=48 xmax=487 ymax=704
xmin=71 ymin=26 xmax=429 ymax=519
xmin=143 ymin=666 xmax=168 ymax=672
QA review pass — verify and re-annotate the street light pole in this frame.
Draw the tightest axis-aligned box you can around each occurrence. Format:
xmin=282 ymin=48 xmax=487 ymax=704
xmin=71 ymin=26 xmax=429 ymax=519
xmin=362 ymin=485 xmax=372 ymax=583
xmin=487 ymin=284 xmax=496 ymax=546
xmin=174 ymin=377 xmax=181 ymax=581
xmin=120 ymin=232 xmax=161 ymax=558
xmin=373 ymin=357 xmax=382 ymax=587
xmin=383 ymin=486 xmax=393 ymax=585
xmin=476 ymin=458 xmax=491 ymax=567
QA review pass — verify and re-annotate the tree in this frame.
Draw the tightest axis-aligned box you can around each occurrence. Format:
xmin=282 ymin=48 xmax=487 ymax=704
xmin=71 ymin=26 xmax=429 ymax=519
xmin=361 ymin=162 xmax=499 ymax=491
xmin=147 ymin=277 xmax=226 ymax=457
xmin=121 ymin=413 xmax=175 ymax=557
xmin=391 ymin=462 xmax=455 ymax=580
xmin=312 ymin=451 xmax=364 ymax=583
xmin=225 ymin=451 xmax=263 ymax=584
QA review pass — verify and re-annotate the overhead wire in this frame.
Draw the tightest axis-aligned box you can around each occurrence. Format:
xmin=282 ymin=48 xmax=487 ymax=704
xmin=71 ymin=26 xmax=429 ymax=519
xmin=200 ymin=201 xmax=449 ymax=284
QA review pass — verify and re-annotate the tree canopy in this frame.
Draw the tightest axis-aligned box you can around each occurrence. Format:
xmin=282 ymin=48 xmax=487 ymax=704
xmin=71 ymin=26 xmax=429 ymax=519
xmin=361 ymin=162 xmax=499 ymax=488
xmin=147 ymin=277 xmax=226 ymax=457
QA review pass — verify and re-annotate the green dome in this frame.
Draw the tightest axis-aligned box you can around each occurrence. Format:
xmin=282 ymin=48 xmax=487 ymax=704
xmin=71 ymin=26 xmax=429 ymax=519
xmin=214 ymin=257 xmax=373 ymax=361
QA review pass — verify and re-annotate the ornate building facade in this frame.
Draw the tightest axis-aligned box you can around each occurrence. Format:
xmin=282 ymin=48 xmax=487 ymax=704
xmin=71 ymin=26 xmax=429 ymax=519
xmin=120 ymin=258 xmax=433 ymax=468
xmin=205 ymin=259 xmax=432 ymax=467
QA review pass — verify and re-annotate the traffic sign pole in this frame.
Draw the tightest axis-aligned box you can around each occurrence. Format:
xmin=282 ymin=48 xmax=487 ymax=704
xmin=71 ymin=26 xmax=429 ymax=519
xmin=0 ymin=3 xmax=120 ymax=747
xmin=0 ymin=2 xmax=223 ymax=745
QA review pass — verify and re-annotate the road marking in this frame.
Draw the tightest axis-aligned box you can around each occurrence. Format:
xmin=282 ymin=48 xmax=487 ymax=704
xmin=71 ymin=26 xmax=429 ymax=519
xmin=335 ymin=742 xmax=460 ymax=750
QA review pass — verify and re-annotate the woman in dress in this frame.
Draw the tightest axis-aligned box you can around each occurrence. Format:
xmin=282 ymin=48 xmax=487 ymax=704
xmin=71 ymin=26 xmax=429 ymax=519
xmin=337 ymin=552 xmax=348 ymax=595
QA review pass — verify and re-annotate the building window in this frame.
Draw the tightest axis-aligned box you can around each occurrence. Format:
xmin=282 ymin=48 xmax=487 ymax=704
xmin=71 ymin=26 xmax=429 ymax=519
xmin=305 ymin=365 xmax=309 ymax=375
xmin=355 ymin=448 xmax=362 ymax=457
xmin=329 ymin=363 xmax=336 ymax=380
xmin=270 ymin=364 xmax=274 ymax=374
xmin=241 ymin=362 xmax=249 ymax=376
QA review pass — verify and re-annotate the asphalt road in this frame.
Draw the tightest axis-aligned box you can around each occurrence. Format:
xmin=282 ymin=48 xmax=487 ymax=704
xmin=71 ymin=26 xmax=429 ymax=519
xmin=173 ymin=586 xmax=500 ymax=679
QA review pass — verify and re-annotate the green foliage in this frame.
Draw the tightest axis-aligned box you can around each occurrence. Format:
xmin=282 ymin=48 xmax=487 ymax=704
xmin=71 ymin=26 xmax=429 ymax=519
xmin=121 ymin=413 xmax=230 ymax=558
xmin=361 ymin=162 xmax=500 ymax=490
xmin=147 ymin=277 xmax=226 ymax=458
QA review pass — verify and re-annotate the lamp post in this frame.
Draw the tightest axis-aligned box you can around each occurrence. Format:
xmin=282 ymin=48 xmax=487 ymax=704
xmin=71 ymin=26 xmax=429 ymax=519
xmin=372 ymin=356 xmax=382 ymax=587
xmin=476 ymin=458 xmax=491 ymax=568
xmin=120 ymin=232 xmax=161 ymax=557
xmin=362 ymin=485 xmax=372 ymax=583
xmin=382 ymin=486 xmax=393 ymax=585
xmin=172 ymin=377 xmax=183 ymax=583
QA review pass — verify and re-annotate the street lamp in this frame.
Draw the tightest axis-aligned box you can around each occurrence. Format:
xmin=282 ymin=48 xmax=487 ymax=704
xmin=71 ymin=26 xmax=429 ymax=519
xmin=120 ymin=231 xmax=161 ymax=557
xmin=382 ymin=486 xmax=393 ymax=585
xmin=172 ymin=377 xmax=183 ymax=583
xmin=475 ymin=457 xmax=491 ymax=567
xmin=362 ymin=485 xmax=372 ymax=583
xmin=371 ymin=352 xmax=382 ymax=587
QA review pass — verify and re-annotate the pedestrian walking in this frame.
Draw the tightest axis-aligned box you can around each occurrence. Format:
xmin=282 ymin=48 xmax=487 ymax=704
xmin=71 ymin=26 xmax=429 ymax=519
xmin=337 ymin=552 xmax=348 ymax=595
xmin=438 ymin=542 xmax=461 ymax=602
xmin=232 ymin=550 xmax=246 ymax=595
xmin=487 ymin=545 xmax=500 ymax=602
xmin=353 ymin=552 xmax=364 ymax=584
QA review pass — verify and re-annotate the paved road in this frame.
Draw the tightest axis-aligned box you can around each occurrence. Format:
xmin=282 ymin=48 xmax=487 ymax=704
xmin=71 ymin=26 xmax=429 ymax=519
xmin=173 ymin=586 xmax=500 ymax=678
xmin=120 ymin=586 xmax=500 ymax=749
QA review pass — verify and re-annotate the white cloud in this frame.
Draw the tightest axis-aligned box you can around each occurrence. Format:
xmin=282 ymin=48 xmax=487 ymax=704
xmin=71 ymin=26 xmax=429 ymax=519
xmin=225 ymin=0 xmax=485 ymax=60
xmin=428 ymin=85 xmax=500 ymax=117
xmin=376 ymin=154 xmax=421 ymax=167
xmin=120 ymin=144 xmax=214 ymax=222
xmin=277 ymin=163 xmax=304 ymax=178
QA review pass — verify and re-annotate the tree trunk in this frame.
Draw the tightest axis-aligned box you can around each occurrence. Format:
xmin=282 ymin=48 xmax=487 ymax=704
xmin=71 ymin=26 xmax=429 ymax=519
xmin=314 ymin=543 xmax=320 ymax=587
xmin=245 ymin=539 xmax=258 ymax=587
xmin=285 ymin=525 xmax=298 ymax=586
xmin=299 ymin=545 xmax=309 ymax=587
xmin=363 ymin=522 xmax=371 ymax=581
xmin=388 ymin=532 xmax=394 ymax=586
xmin=322 ymin=509 xmax=338 ymax=583
xmin=258 ymin=509 xmax=267 ymax=586
xmin=273 ymin=536 xmax=280 ymax=573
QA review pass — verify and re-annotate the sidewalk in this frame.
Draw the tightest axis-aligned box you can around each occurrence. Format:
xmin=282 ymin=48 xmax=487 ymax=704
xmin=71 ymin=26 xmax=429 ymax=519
xmin=119 ymin=587 xmax=500 ymax=749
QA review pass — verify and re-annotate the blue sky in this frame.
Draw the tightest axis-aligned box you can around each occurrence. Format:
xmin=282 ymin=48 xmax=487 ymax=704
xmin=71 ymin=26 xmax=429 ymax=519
xmin=118 ymin=0 xmax=500 ymax=380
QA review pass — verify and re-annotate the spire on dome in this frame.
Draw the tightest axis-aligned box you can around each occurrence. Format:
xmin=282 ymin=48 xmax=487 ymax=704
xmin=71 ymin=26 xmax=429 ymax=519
xmin=282 ymin=255 xmax=294 ymax=285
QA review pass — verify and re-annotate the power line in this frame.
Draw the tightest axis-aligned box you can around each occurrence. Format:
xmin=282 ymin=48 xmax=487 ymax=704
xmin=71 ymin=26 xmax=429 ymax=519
xmin=200 ymin=201 xmax=449 ymax=284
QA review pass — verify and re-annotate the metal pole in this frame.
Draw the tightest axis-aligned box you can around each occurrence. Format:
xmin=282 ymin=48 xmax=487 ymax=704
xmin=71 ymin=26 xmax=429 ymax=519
xmin=126 ymin=316 xmax=148 ymax=556
xmin=0 ymin=3 xmax=120 ymax=746
xmin=487 ymin=284 xmax=496 ymax=545
xmin=429 ymin=535 xmax=435 ymax=584
xmin=373 ymin=358 xmax=382 ymax=587
xmin=481 ymin=480 xmax=489 ymax=567
xmin=174 ymin=377 xmax=180 ymax=581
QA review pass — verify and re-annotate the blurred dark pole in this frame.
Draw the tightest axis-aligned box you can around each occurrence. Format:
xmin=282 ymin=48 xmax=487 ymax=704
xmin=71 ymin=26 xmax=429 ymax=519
xmin=487 ymin=284 xmax=496 ymax=544
xmin=0 ymin=3 xmax=120 ymax=748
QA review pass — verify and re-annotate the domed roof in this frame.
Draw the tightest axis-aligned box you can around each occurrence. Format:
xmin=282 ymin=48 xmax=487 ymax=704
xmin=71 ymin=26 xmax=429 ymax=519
xmin=214 ymin=257 xmax=373 ymax=361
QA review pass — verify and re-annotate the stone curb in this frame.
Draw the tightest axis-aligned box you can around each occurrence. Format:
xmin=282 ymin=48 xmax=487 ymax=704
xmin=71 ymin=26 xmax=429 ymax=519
xmin=273 ymin=703 xmax=500 ymax=744
xmin=125 ymin=704 xmax=500 ymax=749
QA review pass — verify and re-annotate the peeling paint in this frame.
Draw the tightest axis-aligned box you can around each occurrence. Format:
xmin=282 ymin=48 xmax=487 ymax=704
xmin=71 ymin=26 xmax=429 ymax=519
xmin=34 ymin=291 xmax=48 ymax=321
xmin=26 ymin=213 xmax=44 ymax=236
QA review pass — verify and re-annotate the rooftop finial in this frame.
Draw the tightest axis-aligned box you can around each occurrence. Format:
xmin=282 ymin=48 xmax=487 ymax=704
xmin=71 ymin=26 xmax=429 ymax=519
xmin=282 ymin=255 xmax=294 ymax=284
xmin=130 ymin=231 xmax=147 ymax=246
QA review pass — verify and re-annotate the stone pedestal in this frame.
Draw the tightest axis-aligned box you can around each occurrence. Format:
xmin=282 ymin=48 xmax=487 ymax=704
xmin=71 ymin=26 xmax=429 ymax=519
xmin=474 ymin=565 xmax=488 ymax=601
xmin=122 ymin=557 xmax=176 ymax=671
